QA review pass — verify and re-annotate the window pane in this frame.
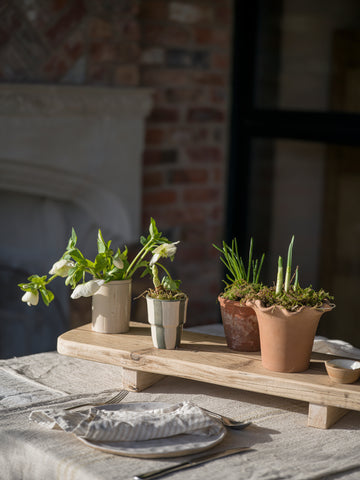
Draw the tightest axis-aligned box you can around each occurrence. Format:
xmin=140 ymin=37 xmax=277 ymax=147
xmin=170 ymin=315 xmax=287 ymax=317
xmin=256 ymin=0 xmax=360 ymax=113
xmin=248 ymin=138 xmax=360 ymax=346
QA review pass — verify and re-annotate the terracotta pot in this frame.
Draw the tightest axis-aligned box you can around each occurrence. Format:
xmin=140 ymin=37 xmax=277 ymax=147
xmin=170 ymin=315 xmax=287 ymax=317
xmin=249 ymin=300 xmax=334 ymax=373
xmin=218 ymin=296 xmax=260 ymax=351
xmin=146 ymin=295 xmax=188 ymax=349
xmin=92 ymin=279 xmax=131 ymax=334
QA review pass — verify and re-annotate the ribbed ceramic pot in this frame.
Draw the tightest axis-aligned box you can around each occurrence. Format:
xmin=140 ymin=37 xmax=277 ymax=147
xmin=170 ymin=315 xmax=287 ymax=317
xmin=146 ymin=295 xmax=188 ymax=349
xmin=92 ymin=279 xmax=131 ymax=334
xmin=248 ymin=300 xmax=334 ymax=373
xmin=218 ymin=296 xmax=260 ymax=351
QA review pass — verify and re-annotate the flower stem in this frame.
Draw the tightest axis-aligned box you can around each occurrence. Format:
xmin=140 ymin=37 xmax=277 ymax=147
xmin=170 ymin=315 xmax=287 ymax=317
xmin=276 ymin=256 xmax=283 ymax=295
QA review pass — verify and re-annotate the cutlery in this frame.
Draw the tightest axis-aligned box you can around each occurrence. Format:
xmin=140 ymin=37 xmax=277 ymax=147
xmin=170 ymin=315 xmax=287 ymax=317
xmin=64 ymin=390 xmax=129 ymax=411
xmin=201 ymin=407 xmax=252 ymax=429
xmin=133 ymin=447 xmax=252 ymax=480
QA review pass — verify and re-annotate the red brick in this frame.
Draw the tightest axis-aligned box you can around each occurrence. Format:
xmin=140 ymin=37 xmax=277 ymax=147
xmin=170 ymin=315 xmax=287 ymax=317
xmin=212 ymin=28 xmax=231 ymax=49
xmin=87 ymin=62 xmax=112 ymax=84
xmin=143 ymin=171 xmax=164 ymax=188
xmin=210 ymin=87 xmax=227 ymax=104
xmin=143 ymin=190 xmax=177 ymax=206
xmin=116 ymin=42 xmax=141 ymax=63
xmin=187 ymin=108 xmax=224 ymax=122
xmin=139 ymin=0 xmax=169 ymax=20
xmin=122 ymin=19 xmax=140 ymax=42
xmin=213 ymin=167 xmax=224 ymax=183
xmin=89 ymin=17 xmax=112 ymax=40
xmin=143 ymin=149 xmax=177 ymax=165
xmin=145 ymin=128 xmax=166 ymax=145
xmin=148 ymin=107 xmax=179 ymax=123
xmin=193 ymin=27 xmax=212 ymax=45
xmin=142 ymin=68 xmax=191 ymax=86
xmin=167 ymin=127 xmax=209 ymax=145
xmin=142 ymin=24 xmax=191 ymax=47
xmin=154 ymin=87 xmax=208 ymax=104
xmin=191 ymin=72 xmax=226 ymax=86
xmin=168 ymin=168 xmax=208 ymax=184
xmin=64 ymin=30 xmax=85 ymax=61
xmin=113 ymin=64 xmax=139 ymax=86
xmin=169 ymin=2 xmax=213 ymax=24
xmin=177 ymin=245 xmax=206 ymax=262
xmin=46 ymin=0 xmax=86 ymax=46
xmin=187 ymin=146 xmax=222 ymax=163
xmin=212 ymin=52 xmax=230 ymax=70
xmin=183 ymin=187 xmax=220 ymax=203
xmin=146 ymin=206 xmax=210 ymax=226
xmin=90 ymin=42 xmax=117 ymax=62
xmin=214 ymin=1 xmax=233 ymax=25
xmin=43 ymin=53 xmax=72 ymax=79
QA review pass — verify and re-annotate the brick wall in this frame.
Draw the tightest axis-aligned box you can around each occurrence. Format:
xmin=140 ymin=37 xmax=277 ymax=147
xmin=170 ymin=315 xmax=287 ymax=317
xmin=0 ymin=0 xmax=233 ymax=326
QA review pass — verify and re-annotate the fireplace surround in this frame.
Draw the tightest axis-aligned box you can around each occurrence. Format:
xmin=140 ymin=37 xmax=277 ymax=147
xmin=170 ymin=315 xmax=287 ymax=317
xmin=0 ymin=84 xmax=152 ymax=358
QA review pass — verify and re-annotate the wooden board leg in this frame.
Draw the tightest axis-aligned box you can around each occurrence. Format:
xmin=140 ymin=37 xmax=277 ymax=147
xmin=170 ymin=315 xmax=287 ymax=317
xmin=308 ymin=403 xmax=349 ymax=429
xmin=122 ymin=367 xmax=165 ymax=392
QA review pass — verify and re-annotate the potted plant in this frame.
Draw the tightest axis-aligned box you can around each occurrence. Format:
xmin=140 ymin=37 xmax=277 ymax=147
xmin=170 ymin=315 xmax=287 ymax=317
xmin=142 ymin=245 xmax=188 ymax=350
xmin=246 ymin=236 xmax=335 ymax=373
xmin=214 ymin=238 xmax=265 ymax=352
xmin=18 ymin=218 xmax=176 ymax=334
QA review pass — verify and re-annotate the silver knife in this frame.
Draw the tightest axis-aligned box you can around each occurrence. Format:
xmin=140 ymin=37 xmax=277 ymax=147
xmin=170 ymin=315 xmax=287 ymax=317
xmin=133 ymin=447 xmax=252 ymax=480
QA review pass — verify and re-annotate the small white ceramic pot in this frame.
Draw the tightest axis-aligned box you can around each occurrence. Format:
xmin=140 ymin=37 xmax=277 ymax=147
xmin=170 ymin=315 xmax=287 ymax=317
xmin=92 ymin=279 xmax=131 ymax=334
xmin=146 ymin=295 xmax=188 ymax=349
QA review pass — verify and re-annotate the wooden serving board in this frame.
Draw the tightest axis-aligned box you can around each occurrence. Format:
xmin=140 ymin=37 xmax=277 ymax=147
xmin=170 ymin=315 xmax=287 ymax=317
xmin=57 ymin=322 xmax=360 ymax=429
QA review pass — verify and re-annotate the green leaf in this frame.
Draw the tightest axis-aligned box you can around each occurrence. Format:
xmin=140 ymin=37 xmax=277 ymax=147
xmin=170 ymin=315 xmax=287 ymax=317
xmin=162 ymin=276 xmax=181 ymax=291
xmin=95 ymin=253 xmax=108 ymax=271
xmin=67 ymin=228 xmax=77 ymax=250
xmin=67 ymin=248 xmax=84 ymax=262
xmin=97 ymin=229 xmax=107 ymax=253
xmin=40 ymin=288 xmax=54 ymax=306
xmin=149 ymin=217 xmax=159 ymax=238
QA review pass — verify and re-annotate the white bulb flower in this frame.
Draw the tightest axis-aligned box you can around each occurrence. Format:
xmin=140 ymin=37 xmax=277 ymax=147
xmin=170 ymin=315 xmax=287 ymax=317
xmin=49 ymin=259 xmax=75 ymax=277
xmin=70 ymin=279 xmax=105 ymax=299
xmin=21 ymin=291 xmax=39 ymax=307
xmin=150 ymin=241 xmax=180 ymax=266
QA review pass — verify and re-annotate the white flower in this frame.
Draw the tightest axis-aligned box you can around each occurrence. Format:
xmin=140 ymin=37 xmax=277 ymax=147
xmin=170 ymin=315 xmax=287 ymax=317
xmin=21 ymin=291 xmax=39 ymax=306
xmin=71 ymin=279 xmax=105 ymax=299
xmin=150 ymin=241 xmax=180 ymax=266
xmin=113 ymin=258 xmax=124 ymax=269
xmin=49 ymin=259 xmax=75 ymax=277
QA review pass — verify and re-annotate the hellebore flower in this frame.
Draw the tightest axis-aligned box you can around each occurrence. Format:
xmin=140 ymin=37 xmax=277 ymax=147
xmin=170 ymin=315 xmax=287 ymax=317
xmin=71 ymin=279 xmax=105 ymax=299
xmin=21 ymin=291 xmax=39 ymax=307
xmin=49 ymin=259 xmax=75 ymax=277
xmin=150 ymin=241 xmax=180 ymax=266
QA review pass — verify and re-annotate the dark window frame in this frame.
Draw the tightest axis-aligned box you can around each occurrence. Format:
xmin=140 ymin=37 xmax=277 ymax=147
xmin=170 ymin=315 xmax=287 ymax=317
xmin=227 ymin=1 xmax=360 ymax=253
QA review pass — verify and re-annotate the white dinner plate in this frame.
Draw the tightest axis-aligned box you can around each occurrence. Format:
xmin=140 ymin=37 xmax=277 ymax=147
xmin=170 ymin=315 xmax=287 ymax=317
xmin=77 ymin=402 xmax=226 ymax=458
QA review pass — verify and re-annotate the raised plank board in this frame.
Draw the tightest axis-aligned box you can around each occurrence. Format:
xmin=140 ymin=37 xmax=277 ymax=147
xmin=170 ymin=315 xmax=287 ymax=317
xmin=57 ymin=322 xmax=360 ymax=428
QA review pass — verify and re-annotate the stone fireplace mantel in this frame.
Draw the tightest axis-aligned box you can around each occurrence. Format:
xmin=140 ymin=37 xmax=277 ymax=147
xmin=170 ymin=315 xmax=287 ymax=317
xmin=0 ymin=84 xmax=152 ymax=245
xmin=0 ymin=84 xmax=152 ymax=358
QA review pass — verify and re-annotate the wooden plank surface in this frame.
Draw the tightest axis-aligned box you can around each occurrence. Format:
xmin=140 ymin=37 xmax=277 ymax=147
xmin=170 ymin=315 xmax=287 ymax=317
xmin=57 ymin=322 xmax=360 ymax=412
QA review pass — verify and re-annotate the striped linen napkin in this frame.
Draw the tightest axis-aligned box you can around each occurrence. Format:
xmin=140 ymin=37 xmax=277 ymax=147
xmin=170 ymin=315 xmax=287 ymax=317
xmin=29 ymin=401 xmax=224 ymax=442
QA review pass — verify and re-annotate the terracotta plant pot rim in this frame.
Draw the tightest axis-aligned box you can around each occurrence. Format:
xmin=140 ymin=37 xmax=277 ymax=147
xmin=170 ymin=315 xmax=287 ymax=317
xmin=246 ymin=299 xmax=335 ymax=317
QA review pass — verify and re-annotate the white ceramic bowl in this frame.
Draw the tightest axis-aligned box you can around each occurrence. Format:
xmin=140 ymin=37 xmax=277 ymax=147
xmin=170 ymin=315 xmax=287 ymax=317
xmin=325 ymin=359 xmax=360 ymax=384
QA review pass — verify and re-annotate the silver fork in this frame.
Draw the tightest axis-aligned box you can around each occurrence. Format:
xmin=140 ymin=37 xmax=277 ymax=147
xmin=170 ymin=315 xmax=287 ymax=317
xmin=201 ymin=407 xmax=252 ymax=429
xmin=64 ymin=390 xmax=129 ymax=411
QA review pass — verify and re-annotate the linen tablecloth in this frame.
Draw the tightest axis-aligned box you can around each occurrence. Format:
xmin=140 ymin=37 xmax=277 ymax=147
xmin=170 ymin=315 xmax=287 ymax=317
xmin=1 ymin=329 xmax=360 ymax=479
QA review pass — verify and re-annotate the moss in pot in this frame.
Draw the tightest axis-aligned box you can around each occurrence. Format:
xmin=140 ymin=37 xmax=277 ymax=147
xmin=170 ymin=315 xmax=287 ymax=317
xmin=245 ymin=236 xmax=335 ymax=373
xmin=214 ymin=238 xmax=265 ymax=352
